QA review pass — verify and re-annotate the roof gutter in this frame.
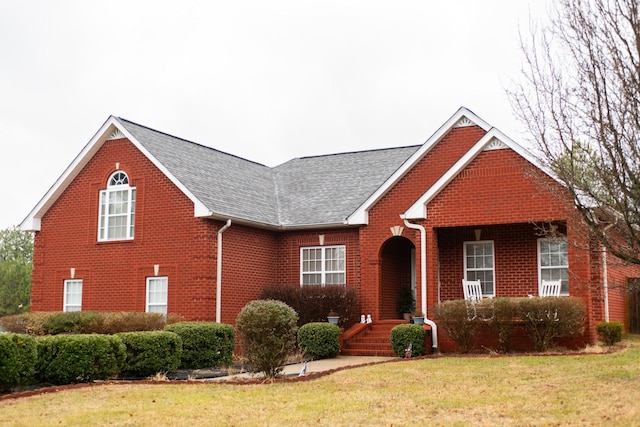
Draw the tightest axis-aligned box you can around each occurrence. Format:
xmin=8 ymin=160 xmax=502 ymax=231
xmin=402 ymin=216 xmax=438 ymax=352
xmin=216 ymin=219 xmax=232 ymax=323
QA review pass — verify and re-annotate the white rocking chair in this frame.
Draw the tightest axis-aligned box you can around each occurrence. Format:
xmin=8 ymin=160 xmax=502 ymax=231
xmin=462 ymin=279 xmax=483 ymax=302
xmin=539 ymin=280 xmax=562 ymax=297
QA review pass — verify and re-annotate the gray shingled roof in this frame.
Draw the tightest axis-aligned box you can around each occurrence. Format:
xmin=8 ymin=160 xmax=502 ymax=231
xmin=117 ymin=117 xmax=419 ymax=228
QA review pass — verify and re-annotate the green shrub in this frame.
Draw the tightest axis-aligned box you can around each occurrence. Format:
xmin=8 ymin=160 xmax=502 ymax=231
xmin=164 ymin=322 xmax=235 ymax=369
xmin=518 ymin=296 xmax=586 ymax=352
xmin=433 ymin=299 xmax=482 ymax=353
xmin=260 ymin=284 xmax=359 ymax=328
xmin=117 ymin=331 xmax=182 ymax=378
xmin=0 ymin=311 xmax=182 ymax=335
xmin=390 ymin=324 xmax=425 ymax=357
xmin=297 ymin=322 xmax=341 ymax=359
xmin=596 ymin=321 xmax=623 ymax=347
xmin=236 ymin=300 xmax=298 ymax=379
xmin=0 ymin=334 xmax=37 ymax=392
xmin=36 ymin=334 xmax=126 ymax=385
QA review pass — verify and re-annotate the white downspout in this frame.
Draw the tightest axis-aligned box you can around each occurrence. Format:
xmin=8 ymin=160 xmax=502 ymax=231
xmin=403 ymin=217 xmax=438 ymax=352
xmin=602 ymin=246 xmax=609 ymax=322
xmin=216 ymin=219 xmax=232 ymax=323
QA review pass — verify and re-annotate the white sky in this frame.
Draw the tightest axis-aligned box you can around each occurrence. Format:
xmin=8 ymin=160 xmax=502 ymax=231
xmin=0 ymin=0 xmax=550 ymax=230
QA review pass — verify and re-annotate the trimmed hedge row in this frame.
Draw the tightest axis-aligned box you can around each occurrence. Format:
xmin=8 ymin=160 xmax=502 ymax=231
xmin=0 ymin=321 xmax=236 ymax=391
xmin=434 ymin=297 xmax=586 ymax=353
xmin=165 ymin=322 xmax=235 ymax=369
xmin=0 ymin=334 xmax=37 ymax=392
xmin=0 ymin=311 xmax=184 ymax=335
xmin=117 ymin=331 xmax=182 ymax=378
xmin=36 ymin=334 xmax=126 ymax=385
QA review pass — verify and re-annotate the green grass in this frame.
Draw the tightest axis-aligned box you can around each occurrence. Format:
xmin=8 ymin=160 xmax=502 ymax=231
xmin=2 ymin=336 xmax=640 ymax=426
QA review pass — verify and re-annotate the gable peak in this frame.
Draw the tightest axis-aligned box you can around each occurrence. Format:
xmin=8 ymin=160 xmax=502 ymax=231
xmin=106 ymin=128 xmax=126 ymax=141
xmin=453 ymin=116 xmax=475 ymax=128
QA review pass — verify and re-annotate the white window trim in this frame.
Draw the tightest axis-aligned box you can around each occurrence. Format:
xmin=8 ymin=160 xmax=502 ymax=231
xmin=146 ymin=276 xmax=168 ymax=315
xmin=537 ymin=238 xmax=569 ymax=296
xmin=463 ymin=240 xmax=495 ymax=297
xmin=98 ymin=171 xmax=136 ymax=242
xmin=300 ymin=245 xmax=346 ymax=286
xmin=63 ymin=279 xmax=82 ymax=312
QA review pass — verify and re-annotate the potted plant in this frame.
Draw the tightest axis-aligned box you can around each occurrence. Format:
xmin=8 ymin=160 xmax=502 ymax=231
xmin=412 ymin=311 xmax=425 ymax=325
xmin=397 ymin=288 xmax=416 ymax=321
xmin=327 ymin=311 xmax=340 ymax=325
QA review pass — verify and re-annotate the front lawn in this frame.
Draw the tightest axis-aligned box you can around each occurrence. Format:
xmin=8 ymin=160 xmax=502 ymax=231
xmin=1 ymin=336 xmax=639 ymax=426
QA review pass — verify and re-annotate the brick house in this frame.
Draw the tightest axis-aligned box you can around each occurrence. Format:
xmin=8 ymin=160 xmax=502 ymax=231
xmin=21 ymin=107 xmax=636 ymax=351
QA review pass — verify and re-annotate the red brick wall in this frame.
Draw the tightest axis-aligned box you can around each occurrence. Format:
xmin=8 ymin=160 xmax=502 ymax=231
xmin=359 ymin=126 xmax=487 ymax=320
xmin=30 ymin=138 xmax=280 ymax=322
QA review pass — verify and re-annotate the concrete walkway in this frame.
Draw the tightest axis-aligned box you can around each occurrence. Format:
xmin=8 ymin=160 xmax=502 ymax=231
xmin=207 ymin=355 xmax=397 ymax=382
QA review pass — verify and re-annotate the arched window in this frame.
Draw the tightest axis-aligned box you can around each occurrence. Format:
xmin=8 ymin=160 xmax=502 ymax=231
xmin=98 ymin=171 xmax=136 ymax=241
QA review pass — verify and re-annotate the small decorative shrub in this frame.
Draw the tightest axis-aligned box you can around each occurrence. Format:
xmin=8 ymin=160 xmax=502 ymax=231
xmin=433 ymin=299 xmax=482 ymax=353
xmin=164 ymin=322 xmax=235 ymax=369
xmin=297 ymin=322 xmax=341 ymax=359
xmin=260 ymin=284 xmax=359 ymax=328
xmin=390 ymin=324 xmax=425 ymax=357
xmin=518 ymin=296 xmax=586 ymax=352
xmin=236 ymin=300 xmax=298 ymax=379
xmin=0 ymin=334 xmax=37 ymax=392
xmin=117 ymin=331 xmax=182 ymax=378
xmin=596 ymin=321 xmax=623 ymax=347
xmin=36 ymin=334 xmax=126 ymax=385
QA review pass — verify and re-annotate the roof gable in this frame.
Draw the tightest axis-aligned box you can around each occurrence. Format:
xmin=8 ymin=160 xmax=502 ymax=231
xmin=345 ymin=107 xmax=492 ymax=225
xmin=402 ymin=127 xmax=546 ymax=220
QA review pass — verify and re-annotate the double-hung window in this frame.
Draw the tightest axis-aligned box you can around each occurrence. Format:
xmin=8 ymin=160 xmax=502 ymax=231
xmin=464 ymin=241 xmax=495 ymax=297
xmin=63 ymin=279 xmax=82 ymax=312
xmin=146 ymin=277 xmax=168 ymax=315
xmin=538 ymin=238 xmax=569 ymax=295
xmin=98 ymin=171 xmax=136 ymax=241
xmin=301 ymin=245 xmax=346 ymax=285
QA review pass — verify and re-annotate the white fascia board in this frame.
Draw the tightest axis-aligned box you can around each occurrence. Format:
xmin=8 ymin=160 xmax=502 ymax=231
xmin=403 ymin=127 xmax=547 ymax=219
xmin=112 ymin=118 xmax=211 ymax=218
xmin=20 ymin=116 xmax=121 ymax=231
xmin=345 ymin=107 xmax=491 ymax=225
xmin=20 ymin=116 xmax=211 ymax=231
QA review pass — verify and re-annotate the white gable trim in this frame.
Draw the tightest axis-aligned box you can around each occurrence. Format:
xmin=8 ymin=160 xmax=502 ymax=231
xmin=345 ymin=107 xmax=491 ymax=225
xmin=403 ymin=127 xmax=545 ymax=220
xmin=21 ymin=116 xmax=211 ymax=231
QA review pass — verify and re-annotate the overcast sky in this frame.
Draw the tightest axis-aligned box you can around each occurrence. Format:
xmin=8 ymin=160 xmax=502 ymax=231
xmin=0 ymin=1 xmax=550 ymax=230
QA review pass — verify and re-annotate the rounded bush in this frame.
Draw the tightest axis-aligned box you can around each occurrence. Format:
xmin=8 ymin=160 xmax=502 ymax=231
xmin=298 ymin=322 xmax=341 ymax=359
xmin=390 ymin=324 xmax=425 ymax=358
xmin=164 ymin=322 xmax=235 ymax=369
xmin=0 ymin=334 xmax=37 ymax=392
xmin=36 ymin=334 xmax=126 ymax=385
xmin=236 ymin=299 xmax=298 ymax=378
xmin=596 ymin=321 xmax=623 ymax=346
xmin=117 ymin=331 xmax=183 ymax=378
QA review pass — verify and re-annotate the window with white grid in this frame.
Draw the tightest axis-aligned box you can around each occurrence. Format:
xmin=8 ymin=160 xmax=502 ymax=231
xmin=63 ymin=279 xmax=82 ymax=312
xmin=146 ymin=277 xmax=168 ymax=315
xmin=301 ymin=245 xmax=345 ymax=285
xmin=464 ymin=241 xmax=495 ymax=297
xmin=98 ymin=171 xmax=136 ymax=241
xmin=538 ymin=239 xmax=569 ymax=295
